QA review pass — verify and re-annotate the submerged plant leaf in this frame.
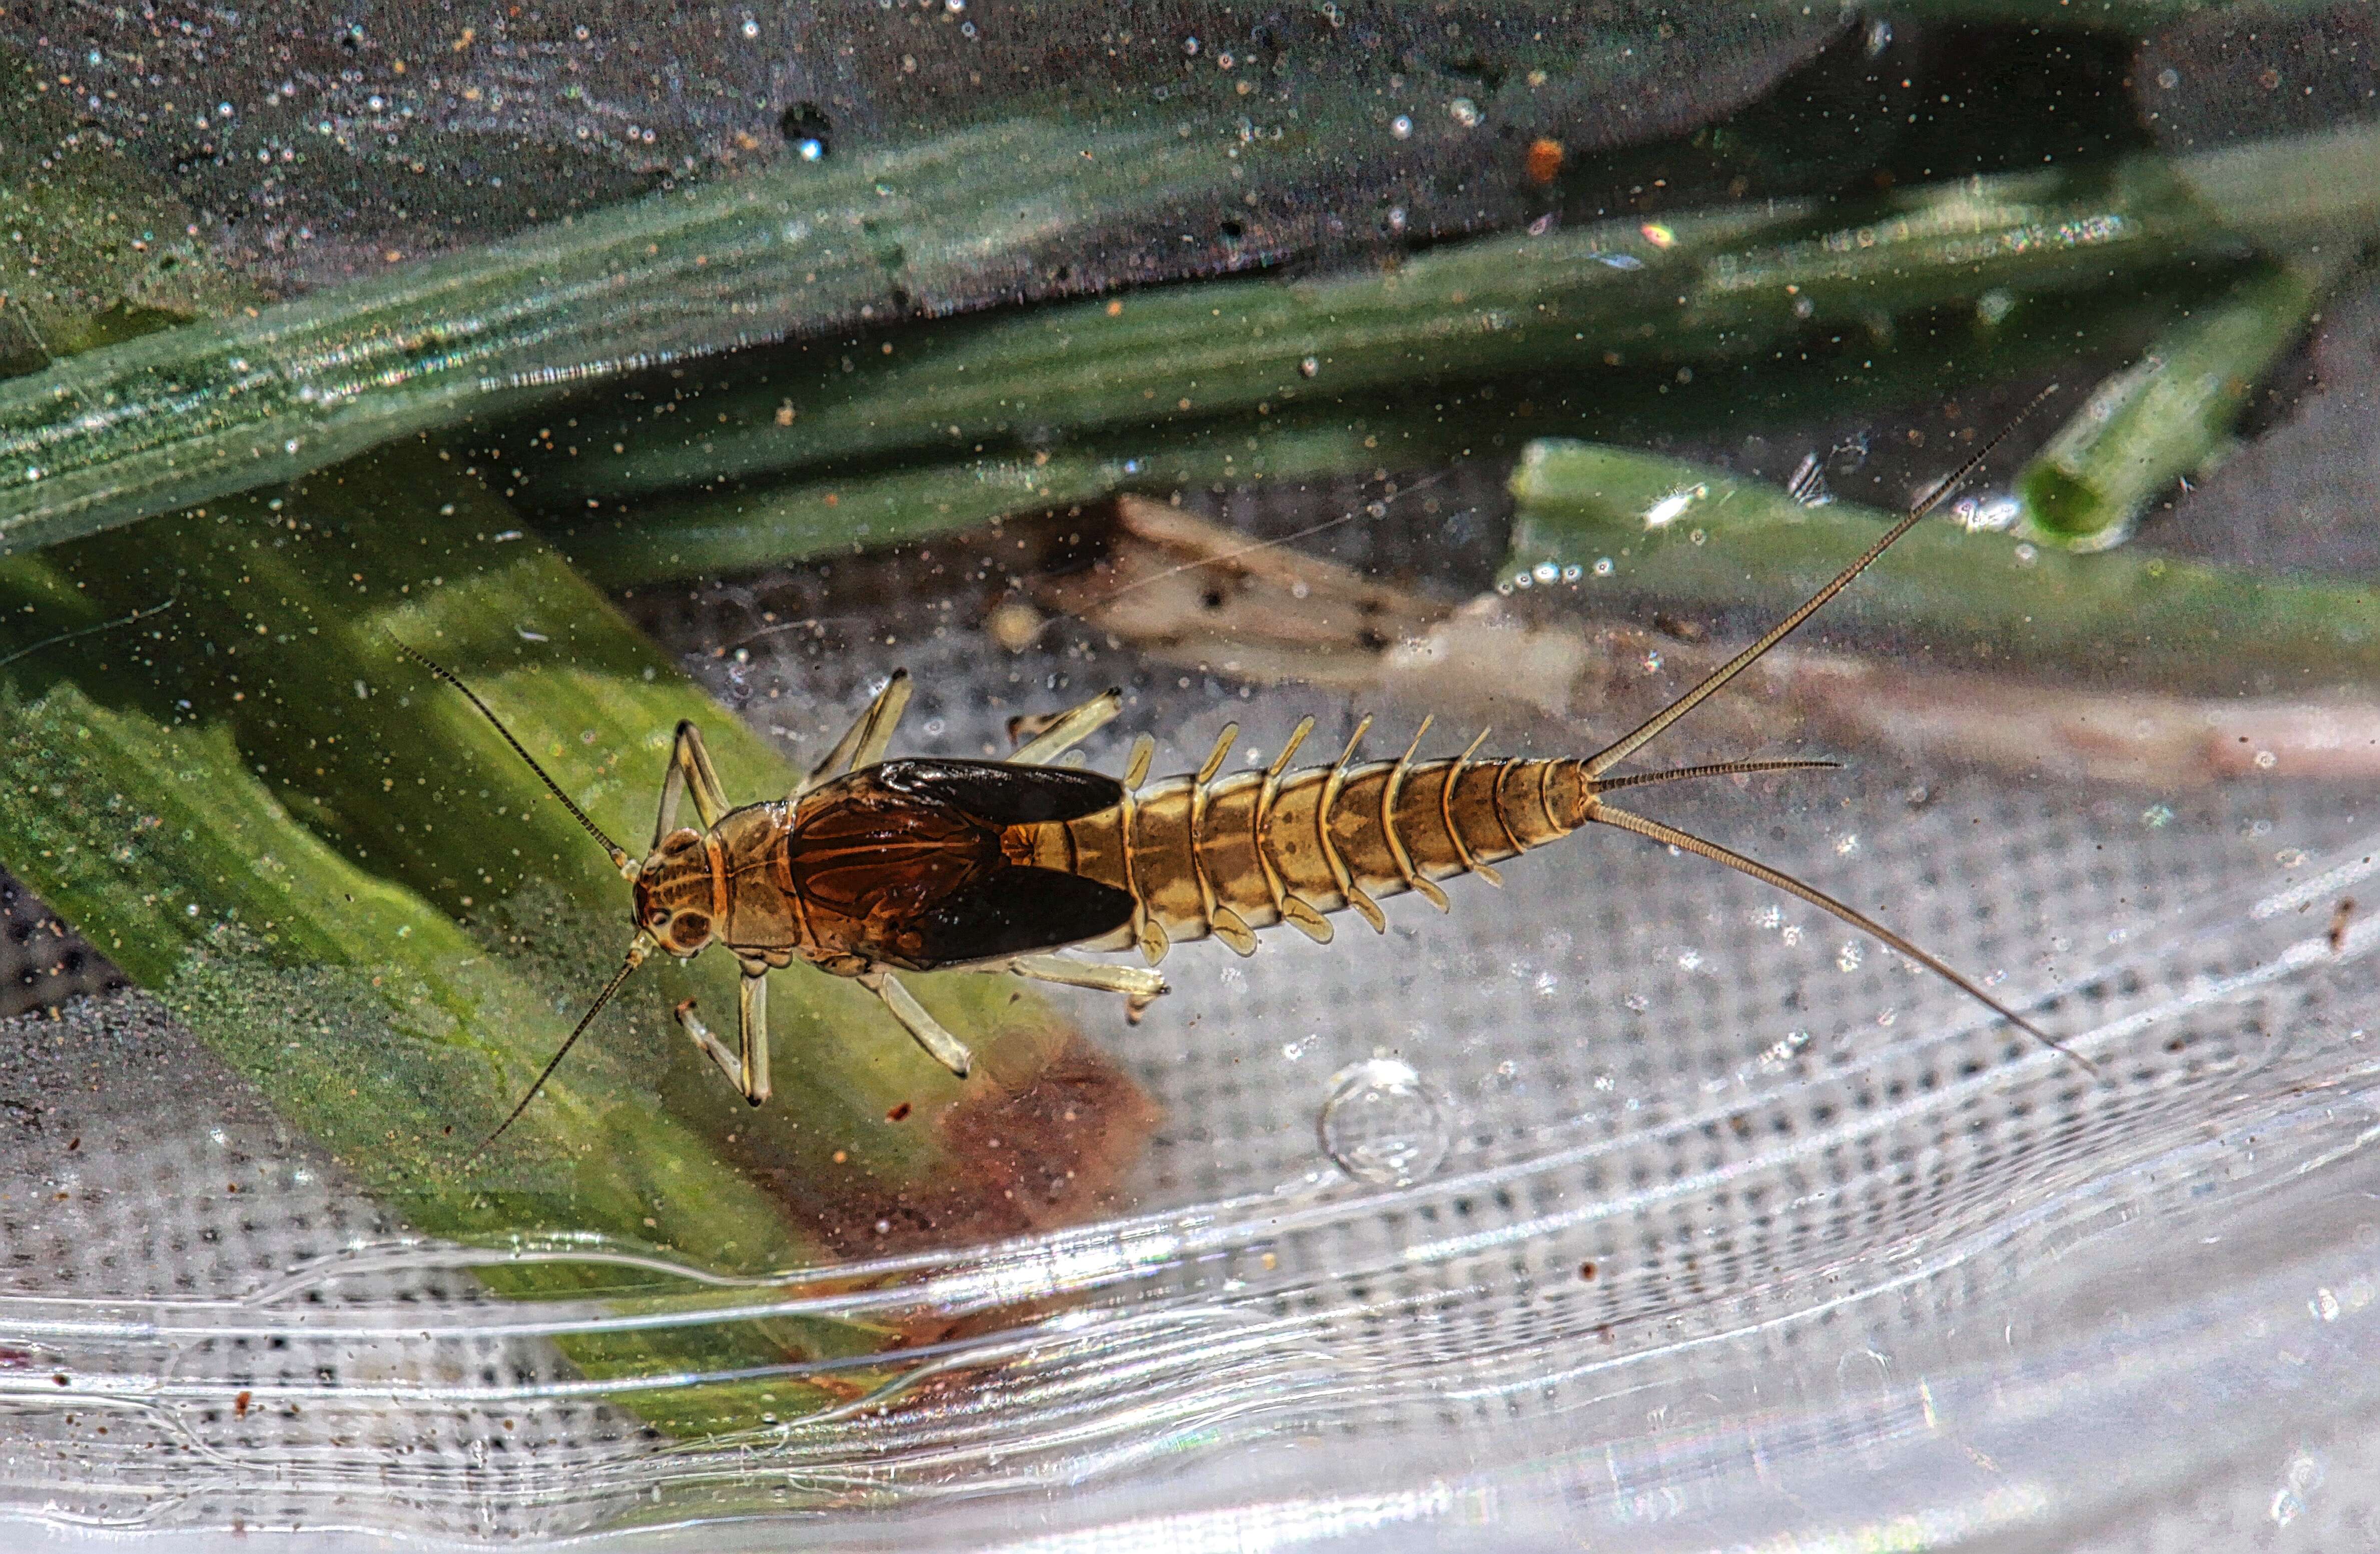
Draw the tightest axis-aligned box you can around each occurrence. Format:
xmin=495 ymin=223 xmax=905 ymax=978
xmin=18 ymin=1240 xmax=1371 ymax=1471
xmin=0 ymin=3 xmax=1839 ymax=291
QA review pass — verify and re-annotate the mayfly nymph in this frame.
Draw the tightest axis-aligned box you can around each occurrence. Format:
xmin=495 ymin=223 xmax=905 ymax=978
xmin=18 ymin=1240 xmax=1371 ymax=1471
xmin=407 ymin=399 xmax=2090 ymax=1146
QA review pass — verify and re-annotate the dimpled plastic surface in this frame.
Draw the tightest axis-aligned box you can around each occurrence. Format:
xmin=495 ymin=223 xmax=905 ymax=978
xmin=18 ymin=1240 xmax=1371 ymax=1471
xmin=3 ymin=473 xmax=2379 ymax=1550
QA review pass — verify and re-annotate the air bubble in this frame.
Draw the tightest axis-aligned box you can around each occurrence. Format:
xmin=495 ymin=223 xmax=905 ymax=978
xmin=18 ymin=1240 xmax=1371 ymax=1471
xmin=779 ymin=103 xmax=832 ymax=161
xmin=1389 ymin=115 xmax=1413 ymax=140
xmin=1317 ymin=1059 xmax=1450 ymax=1186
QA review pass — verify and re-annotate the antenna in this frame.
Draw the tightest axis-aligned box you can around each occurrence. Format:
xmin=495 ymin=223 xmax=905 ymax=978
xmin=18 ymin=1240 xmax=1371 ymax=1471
xmin=391 ymin=638 xmax=635 ymax=875
xmin=475 ymin=938 xmax=652 ymax=1153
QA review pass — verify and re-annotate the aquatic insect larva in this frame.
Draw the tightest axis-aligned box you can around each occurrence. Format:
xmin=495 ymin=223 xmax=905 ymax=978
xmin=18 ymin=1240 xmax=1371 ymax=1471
xmin=406 ymin=400 xmax=2088 ymax=1145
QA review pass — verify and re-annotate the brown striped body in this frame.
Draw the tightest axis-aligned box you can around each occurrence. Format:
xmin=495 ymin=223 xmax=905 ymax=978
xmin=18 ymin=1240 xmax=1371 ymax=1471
xmin=424 ymin=389 xmax=2088 ymax=1142
xmin=1007 ymin=755 xmax=1595 ymax=961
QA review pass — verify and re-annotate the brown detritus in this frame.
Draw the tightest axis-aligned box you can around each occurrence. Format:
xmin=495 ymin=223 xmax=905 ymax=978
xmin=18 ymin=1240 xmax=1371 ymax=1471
xmin=886 ymin=1100 xmax=913 ymax=1123
xmin=726 ymin=1033 xmax=1159 ymax=1258
xmin=2330 ymin=897 xmax=2356 ymax=954
xmin=233 ymin=1390 xmax=252 ymax=1419
xmin=1035 ymin=499 xmax=2380 ymax=789
xmin=1578 ymin=1260 xmax=1598 ymax=1281
xmin=1029 ymin=495 xmax=1584 ymax=718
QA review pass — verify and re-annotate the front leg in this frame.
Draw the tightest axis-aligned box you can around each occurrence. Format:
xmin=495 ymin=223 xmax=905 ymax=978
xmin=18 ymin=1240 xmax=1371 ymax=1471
xmin=654 ymin=720 xmax=732 ymax=845
xmin=674 ymin=964 xmax=774 ymax=1104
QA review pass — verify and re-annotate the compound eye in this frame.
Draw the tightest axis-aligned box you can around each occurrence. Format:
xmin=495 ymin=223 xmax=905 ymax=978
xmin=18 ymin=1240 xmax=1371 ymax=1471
xmin=675 ymin=912 xmax=712 ymax=942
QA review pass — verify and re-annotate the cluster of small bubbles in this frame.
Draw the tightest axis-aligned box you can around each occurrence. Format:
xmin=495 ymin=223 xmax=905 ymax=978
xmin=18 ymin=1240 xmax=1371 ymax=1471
xmin=2271 ymin=1451 xmax=2324 ymax=1527
xmin=1954 ymin=494 xmax=2021 ymax=533
xmin=2276 ymin=847 xmax=2310 ymax=868
xmin=2313 ymin=1287 xmax=2342 ymax=1322
xmin=1449 ymin=97 xmax=1482 ymax=127
xmin=1638 ymin=650 xmax=1662 ymax=673
xmin=1835 ymin=833 xmax=1859 ymax=856
xmin=1837 ymin=941 xmax=1863 ymax=972
xmin=2141 ymin=803 xmax=2175 ymax=828
xmin=1676 ymin=948 xmax=1702 ymax=971
xmin=1760 ymin=1029 xmax=1813 ymax=1068
xmin=1389 ymin=115 xmax=1413 ymax=139
xmin=1317 ymin=1059 xmax=1451 ymax=1186
xmin=1622 ymin=992 xmax=1650 ymax=1012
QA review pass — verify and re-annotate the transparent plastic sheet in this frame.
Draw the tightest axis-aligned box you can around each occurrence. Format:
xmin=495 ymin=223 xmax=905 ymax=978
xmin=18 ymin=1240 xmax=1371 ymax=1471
xmin=1 ymin=597 xmax=2375 ymax=1546
xmin=3 ymin=6 xmax=2379 ymax=1548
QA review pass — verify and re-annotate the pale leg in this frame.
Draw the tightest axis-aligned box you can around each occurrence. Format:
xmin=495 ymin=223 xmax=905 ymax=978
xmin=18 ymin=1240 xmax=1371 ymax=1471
xmin=975 ymin=952 xmax=1167 ymax=1019
xmin=798 ymin=669 xmax=913 ymax=795
xmin=858 ymin=968 xmax=975 ymax=1077
xmin=674 ymin=968 xmax=775 ymax=1105
xmin=1009 ymin=688 xmax=1123 ymax=765
xmin=653 ymin=720 xmax=732 ymax=844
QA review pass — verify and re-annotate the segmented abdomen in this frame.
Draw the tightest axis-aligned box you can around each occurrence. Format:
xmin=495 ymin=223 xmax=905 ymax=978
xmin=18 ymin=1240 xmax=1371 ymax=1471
xmin=1010 ymin=742 xmax=1594 ymax=961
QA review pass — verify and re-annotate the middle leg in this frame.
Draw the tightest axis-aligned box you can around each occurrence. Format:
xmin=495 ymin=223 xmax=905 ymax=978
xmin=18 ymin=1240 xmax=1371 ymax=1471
xmin=798 ymin=669 xmax=913 ymax=796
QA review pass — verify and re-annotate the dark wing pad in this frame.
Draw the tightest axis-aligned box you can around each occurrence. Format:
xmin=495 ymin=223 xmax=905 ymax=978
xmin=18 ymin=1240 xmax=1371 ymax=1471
xmin=904 ymin=866 xmax=1136 ymax=968
xmin=874 ymin=758 xmax=1124 ymax=826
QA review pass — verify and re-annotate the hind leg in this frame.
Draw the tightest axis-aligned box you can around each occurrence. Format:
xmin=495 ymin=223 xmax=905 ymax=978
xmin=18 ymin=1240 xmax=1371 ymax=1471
xmin=973 ymin=952 xmax=1167 ymax=1020
xmin=1008 ymin=688 xmax=1123 ymax=765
